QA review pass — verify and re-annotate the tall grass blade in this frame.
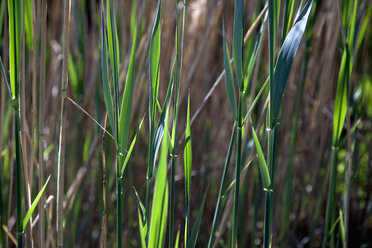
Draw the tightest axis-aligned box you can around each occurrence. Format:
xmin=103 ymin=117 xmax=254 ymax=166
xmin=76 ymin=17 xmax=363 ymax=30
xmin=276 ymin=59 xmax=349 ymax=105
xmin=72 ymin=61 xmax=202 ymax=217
xmin=100 ymin=11 xmax=115 ymax=138
xmin=222 ymin=20 xmax=237 ymax=121
xmin=207 ymin=124 xmax=236 ymax=248
xmin=24 ymin=0 xmax=32 ymax=49
xmin=119 ymin=24 xmax=137 ymax=155
xmin=184 ymin=94 xmax=192 ymax=245
xmin=186 ymin=189 xmax=208 ymax=248
xmin=148 ymin=113 xmax=169 ymax=248
xmin=233 ymin=0 xmax=243 ymax=90
xmin=270 ymin=0 xmax=313 ymax=128
xmin=0 ymin=58 xmax=12 ymax=98
xmin=8 ymin=0 xmax=23 ymax=98
xmin=281 ymin=0 xmax=295 ymax=44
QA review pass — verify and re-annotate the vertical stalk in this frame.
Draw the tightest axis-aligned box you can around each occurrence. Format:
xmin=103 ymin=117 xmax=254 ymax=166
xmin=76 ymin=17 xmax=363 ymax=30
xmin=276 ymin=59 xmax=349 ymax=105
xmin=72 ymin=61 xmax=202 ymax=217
xmin=264 ymin=127 xmax=276 ymax=248
xmin=38 ymin=0 xmax=47 ymax=246
xmin=322 ymin=149 xmax=338 ymax=248
xmin=56 ymin=0 xmax=71 ymax=247
xmin=15 ymin=107 xmax=23 ymax=248
xmin=232 ymin=91 xmax=243 ymax=248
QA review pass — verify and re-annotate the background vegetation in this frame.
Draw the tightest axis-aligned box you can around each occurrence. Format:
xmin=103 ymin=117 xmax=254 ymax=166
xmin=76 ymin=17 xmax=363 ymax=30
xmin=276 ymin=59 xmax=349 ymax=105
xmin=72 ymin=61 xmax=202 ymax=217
xmin=0 ymin=0 xmax=371 ymax=247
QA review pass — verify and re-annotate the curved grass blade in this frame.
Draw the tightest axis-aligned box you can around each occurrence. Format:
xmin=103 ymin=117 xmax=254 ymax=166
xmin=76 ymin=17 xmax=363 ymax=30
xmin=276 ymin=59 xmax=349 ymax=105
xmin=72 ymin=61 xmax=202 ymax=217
xmin=222 ymin=20 xmax=237 ymax=121
xmin=233 ymin=0 xmax=244 ymax=90
xmin=119 ymin=24 xmax=138 ymax=152
xmin=270 ymin=0 xmax=313 ymax=128
xmin=186 ymin=189 xmax=208 ymax=248
xmin=251 ymin=127 xmax=271 ymax=190
xmin=120 ymin=117 xmax=144 ymax=177
xmin=23 ymin=175 xmax=51 ymax=231
xmin=100 ymin=11 xmax=115 ymax=138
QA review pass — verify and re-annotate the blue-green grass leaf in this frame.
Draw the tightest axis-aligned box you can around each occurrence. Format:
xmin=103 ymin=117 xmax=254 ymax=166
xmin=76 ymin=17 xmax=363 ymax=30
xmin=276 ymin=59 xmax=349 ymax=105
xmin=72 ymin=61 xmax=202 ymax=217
xmin=233 ymin=0 xmax=244 ymax=90
xmin=270 ymin=0 xmax=313 ymax=128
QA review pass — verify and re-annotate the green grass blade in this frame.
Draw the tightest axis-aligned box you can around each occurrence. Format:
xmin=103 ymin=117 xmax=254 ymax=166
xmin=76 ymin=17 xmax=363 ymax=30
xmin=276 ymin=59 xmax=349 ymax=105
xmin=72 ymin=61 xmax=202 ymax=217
xmin=174 ymin=230 xmax=180 ymax=248
xmin=23 ymin=175 xmax=51 ymax=231
xmin=233 ymin=0 xmax=244 ymax=90
xmin=186 ymin=189 xmax=208 ymax=248
xmin=243 ymin=77 xmax=269 ymax=124
xmin=222 ymin=20 xmax=237 ymax=121
xmin=107 ymin=0 xmax=119 ymax=82
xmin=134 ymin=188 xmax=147 ymax=248
xmin=100 ymin=11 xmax=115 ymax=138
xmin=270 ymin=0 xmax=313 ymax=128
xmin=0 ymin=58 xmax=12 ymax=98
xmin=184 ymin=94 xmax=192 ymax=205
xmin=119 ymin=24 xmax=137 ymax=153
xmin=8 ymin=0 xmax=23 ymax=99
xmin=333 ymin=48 xmax=350 ymax=145
xmin=207 ymin=124 xmax=236 ymax=248
xmin=281 ymin=0 xmax=295 ymax=44
xmin=24 ymin=0 xmax=33 ymax=49
xmin=148 ymin=112 xmax=169 ymax=248
xmin=120 ymin=117 xmax=144 ymax=177
xmin=150 ymin=58 xmax=175 ymax=173
xmin=149 ymin=0 xmax=162 ymax=127
xmin=251 ymin=127 xmax=271 ymax=190
xmin=244 ymin=12 xmax=268 ymax=93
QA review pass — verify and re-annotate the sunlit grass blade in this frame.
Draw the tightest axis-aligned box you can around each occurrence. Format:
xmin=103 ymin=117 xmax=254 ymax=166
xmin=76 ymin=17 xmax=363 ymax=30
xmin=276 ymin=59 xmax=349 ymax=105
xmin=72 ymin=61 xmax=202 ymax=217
xmin=148 ymin=112 xmax=169 ymax=248
xmin=233 ymin=0 xmax=244 ymax=90
xmin=8 ymin=0 xmax=23 ymax=98
xmin=134 ymin=188 xmax=147 ymax=248
xmin=119 ymin=24 xmax=137 ymax=154
xmin=22 ymin=175 xmax=51 ymax=231
xmin=251 ymin=127 xmax=271 ymax=190
xmin=184 ymin=93 xmax=192 ymax=245
xmin=222 ymin=20 xmax=237 ymax=121
xmin=100 ymin=11 xmax=115 ymax=138
xmin=333 ymin=49 xmax=350 ymax=146
xmin=186 ymin=189 xmax=208 ymax=248
xmin=281 ymin=0 xmax=295 ymax=44
xmin=120 ymin=117 xmax=144 ymax=177
xmin=174 ymin=230 xmax=180 ymax=248
xmin=24 ymin=0 xmax=33 ymax=49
